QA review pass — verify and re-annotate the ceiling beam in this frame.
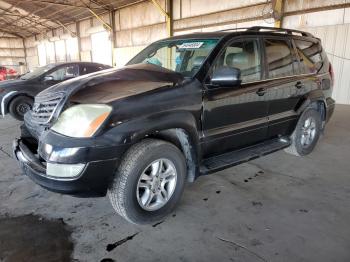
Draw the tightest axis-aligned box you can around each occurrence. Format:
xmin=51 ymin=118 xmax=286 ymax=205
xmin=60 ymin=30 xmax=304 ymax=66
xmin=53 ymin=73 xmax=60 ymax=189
xmin=0 ymin=28 xmax=23 ymax=38
xmin=18 ymin=0 xmax=106 ymax=10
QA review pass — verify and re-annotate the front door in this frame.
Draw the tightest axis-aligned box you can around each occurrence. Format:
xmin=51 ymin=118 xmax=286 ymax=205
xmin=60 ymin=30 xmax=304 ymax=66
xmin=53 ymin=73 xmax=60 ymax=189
xmin=202 ymin=38 xmax=269 ymax=158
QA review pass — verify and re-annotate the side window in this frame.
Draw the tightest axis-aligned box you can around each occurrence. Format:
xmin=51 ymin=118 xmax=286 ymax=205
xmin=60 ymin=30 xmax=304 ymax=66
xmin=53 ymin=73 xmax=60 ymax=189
xmin=49 ymin=65 xmax=79 ymax=81
xmin=212 ymin=39 xmax=261 ymax=83
xmin=81 ymin=65 xmax=103 ymax=75
xmin=294 ymin=39 xmax=322 ymax=74
xmin=264 ymin=39 xmax=294 ymax=78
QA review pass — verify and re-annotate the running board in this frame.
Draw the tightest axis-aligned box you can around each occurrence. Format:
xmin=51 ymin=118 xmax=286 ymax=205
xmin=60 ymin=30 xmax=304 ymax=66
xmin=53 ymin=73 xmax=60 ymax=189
xmin=200 ymin=138 xmax=291 ymax=175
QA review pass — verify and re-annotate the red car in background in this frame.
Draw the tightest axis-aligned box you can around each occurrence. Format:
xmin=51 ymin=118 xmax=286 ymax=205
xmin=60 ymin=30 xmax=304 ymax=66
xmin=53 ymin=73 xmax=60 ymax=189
xmin=0 ymin=67 xmax=17 ymax=81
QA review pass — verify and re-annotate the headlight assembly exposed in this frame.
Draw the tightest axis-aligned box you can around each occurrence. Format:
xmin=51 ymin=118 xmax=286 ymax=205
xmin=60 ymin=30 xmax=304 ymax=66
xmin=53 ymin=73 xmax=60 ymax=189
xmin=51 ymin=104 xmax=112 ymax=138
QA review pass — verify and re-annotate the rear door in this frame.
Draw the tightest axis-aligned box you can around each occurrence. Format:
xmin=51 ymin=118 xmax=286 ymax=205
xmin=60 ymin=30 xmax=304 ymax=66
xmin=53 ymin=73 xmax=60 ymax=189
xmin=202 ymin=37 xmax=269 ymax=157
xmin=262 ymin=37 xmax=301 ymax=138
xmin=292 ymin=37 xmax=323 ymax=97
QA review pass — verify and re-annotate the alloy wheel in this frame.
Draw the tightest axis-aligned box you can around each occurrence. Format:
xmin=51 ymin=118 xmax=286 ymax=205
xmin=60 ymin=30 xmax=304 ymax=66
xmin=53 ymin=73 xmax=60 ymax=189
xmin=136 ymin=158 xmax=177 ymax=211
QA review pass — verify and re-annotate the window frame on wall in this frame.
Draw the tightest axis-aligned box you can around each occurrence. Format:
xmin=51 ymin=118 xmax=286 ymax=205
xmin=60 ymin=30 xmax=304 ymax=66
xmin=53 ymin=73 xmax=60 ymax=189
xmin=262 ymin=36 xmax=297 ymax=80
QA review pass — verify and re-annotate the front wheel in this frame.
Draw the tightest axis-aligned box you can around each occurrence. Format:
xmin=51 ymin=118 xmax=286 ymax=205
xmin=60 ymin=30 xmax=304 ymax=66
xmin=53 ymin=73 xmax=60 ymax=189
xmin=8 ymin=96 xmax=33 ymax=121
xmin=108 ymin=139 xmax=186 ymax=224
xmin=285 ymin=107 xmax=322 ymax=156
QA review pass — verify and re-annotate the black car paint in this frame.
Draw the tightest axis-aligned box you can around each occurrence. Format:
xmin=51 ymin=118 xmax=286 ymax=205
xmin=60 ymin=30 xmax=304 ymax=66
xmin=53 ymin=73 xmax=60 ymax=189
xmin=0 ymin=62 xmax=111 ymax=116
xmin=13 ymin=30 xmax=335 ymax=197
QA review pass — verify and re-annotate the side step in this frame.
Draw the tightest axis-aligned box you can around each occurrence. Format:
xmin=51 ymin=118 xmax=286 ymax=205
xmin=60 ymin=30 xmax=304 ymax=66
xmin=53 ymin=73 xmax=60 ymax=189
xmin=200 ymin=138 xmax=291 ymax=175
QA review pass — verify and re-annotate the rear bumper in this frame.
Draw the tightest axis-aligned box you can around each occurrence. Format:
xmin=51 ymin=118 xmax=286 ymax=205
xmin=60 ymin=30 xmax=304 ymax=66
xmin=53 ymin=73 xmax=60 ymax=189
xmin=13 ymin=138 xmax=119 ymax=197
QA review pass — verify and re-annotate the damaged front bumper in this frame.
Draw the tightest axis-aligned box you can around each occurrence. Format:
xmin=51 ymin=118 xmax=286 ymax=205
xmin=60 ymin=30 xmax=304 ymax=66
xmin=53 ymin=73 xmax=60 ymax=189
xmin=13 ymin=129 xmax=127 ymax=197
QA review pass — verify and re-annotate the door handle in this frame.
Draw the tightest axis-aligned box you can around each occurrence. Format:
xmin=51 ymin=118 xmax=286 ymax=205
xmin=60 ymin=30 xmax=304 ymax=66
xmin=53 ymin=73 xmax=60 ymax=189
xmin=295 ymin=81 xmax=304 ymax=89
xmin=256 ymin=88 xmax=266 ymax=96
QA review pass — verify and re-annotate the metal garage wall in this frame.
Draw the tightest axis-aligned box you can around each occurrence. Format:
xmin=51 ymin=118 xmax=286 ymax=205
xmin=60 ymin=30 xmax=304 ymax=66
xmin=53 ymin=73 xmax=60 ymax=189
xmin=24 ymin=36 xmax=39 ymax=70
xmin=113 ymin=0 xmax=167 ymax=67
xmin=283 ymin=5 xmax=350 ymax=105
xmin=0 ymin=35 xmax=26 ymax=74
xmin=113 ymin=0 xmax=273 ymax=67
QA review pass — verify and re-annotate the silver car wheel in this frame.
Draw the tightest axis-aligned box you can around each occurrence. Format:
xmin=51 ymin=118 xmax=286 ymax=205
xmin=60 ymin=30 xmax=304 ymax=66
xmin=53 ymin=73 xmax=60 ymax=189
xmin=136 ymin=158 xmax=177 ymax=211
xmin=301 ymin=117 xmax=317 ymax=147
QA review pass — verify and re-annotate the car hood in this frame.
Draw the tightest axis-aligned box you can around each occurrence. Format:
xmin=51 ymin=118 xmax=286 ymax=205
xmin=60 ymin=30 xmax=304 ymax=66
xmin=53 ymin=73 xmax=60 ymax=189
xmin=0 ymin=79 xmax=27 ymax=89
xmin=37 ymin=63 xmax=184 ymax=104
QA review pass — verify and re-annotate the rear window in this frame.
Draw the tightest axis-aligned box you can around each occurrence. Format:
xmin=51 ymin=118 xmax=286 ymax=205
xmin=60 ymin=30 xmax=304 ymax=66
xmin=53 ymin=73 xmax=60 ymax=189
xmin=81 ymin=65 xmax=103 ymax=75
xmin=294 ymin=39 xmax=323 ymax=74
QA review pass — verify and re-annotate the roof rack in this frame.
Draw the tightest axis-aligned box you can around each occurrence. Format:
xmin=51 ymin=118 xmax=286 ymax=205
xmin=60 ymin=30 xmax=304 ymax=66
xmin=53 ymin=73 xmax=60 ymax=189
xmin=220 ymin=26 xmax=314 ymax=38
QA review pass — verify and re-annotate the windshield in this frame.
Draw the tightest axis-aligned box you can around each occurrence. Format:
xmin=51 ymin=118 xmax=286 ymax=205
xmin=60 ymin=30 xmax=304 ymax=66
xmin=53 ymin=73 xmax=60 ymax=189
xmin=20 ymin=64 xmax=56 ymax=80
xmin=128 ymin=39 xmax=219 ymax=77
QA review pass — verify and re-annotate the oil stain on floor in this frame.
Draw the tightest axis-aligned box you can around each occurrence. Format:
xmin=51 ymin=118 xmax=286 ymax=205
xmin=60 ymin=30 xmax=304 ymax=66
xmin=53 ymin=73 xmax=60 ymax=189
xmin=0 ymin=215 xmax=73 ymax=262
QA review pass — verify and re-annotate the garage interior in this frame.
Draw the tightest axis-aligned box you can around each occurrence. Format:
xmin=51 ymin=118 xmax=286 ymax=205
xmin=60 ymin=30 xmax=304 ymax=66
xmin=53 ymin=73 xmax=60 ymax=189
xmin=0 ymin=0 xmax=350 ymax=261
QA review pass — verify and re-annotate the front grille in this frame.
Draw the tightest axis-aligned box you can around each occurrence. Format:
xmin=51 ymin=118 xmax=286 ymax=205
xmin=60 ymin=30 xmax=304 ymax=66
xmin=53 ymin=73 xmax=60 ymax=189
xmin=31 ymin=93 xmax=64 ymax=124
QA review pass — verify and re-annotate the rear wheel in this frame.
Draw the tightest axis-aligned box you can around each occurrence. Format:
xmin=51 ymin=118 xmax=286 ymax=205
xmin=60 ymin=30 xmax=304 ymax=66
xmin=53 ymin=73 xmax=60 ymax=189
xmin=285 ymin=107 xmax=322 ymax=156
xmin=108 ymin=139 xmax=186 ymax=224
xmin=8 ymin=96 xmax=33 ymax=121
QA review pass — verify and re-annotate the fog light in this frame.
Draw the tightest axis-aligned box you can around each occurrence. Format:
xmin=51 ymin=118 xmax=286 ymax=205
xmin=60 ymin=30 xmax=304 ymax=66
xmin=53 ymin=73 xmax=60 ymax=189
xmin=46 ymin=163 xmax=85 ymax=179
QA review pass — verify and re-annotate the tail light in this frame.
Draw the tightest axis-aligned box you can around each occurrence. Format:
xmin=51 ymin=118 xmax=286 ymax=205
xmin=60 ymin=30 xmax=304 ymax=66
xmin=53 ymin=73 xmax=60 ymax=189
xmin=329 ymin=63 xmax=334 ymax=86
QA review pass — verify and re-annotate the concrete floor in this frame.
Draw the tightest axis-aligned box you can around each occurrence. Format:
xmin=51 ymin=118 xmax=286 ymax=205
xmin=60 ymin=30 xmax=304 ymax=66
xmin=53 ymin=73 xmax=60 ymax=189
xmin=1 ymin=105 xmax=350 ymax=262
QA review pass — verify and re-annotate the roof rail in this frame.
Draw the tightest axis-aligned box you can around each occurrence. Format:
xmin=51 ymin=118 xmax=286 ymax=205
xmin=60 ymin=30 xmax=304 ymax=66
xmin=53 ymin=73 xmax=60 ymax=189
xmin=220 ymin=26 xmax=314 ymax=38
xmin=248 ymin=26 xmax=313 ymax=37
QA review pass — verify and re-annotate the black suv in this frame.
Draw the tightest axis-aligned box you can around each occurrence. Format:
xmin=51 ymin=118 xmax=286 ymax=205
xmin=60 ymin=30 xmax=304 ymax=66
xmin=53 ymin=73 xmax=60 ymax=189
xmin=13 ymin=27 xmax=335 ymax=224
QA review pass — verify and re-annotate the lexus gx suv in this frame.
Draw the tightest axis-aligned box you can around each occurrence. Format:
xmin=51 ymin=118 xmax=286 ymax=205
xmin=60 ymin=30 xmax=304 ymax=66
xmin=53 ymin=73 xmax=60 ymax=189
xmin=13 ymin=27 xmax=335 ymax=224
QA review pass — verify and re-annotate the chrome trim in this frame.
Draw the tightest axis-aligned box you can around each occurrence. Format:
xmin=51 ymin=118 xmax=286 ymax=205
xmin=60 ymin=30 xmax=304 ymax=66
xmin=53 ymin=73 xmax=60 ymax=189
xmin=1 ymin=91 xmax=17 ymax=117
xmin=241 ymin=73 xmax=319 ymax=86
xmin=31 ymin=92 xmax=65 ymax=124
xmin=207 ymin=117 xmax=267 ymax=136
xmin=268 ymin=110 xmax=298 ymax=122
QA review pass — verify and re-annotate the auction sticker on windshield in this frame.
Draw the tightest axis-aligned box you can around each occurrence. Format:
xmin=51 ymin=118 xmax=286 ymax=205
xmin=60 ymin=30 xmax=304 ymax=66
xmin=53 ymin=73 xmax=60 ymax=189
xmin=178 ymin=42 xmax=204 ymax=49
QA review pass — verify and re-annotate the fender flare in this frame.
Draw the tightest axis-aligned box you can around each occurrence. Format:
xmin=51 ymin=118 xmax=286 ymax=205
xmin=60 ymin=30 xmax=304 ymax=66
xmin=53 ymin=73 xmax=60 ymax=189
xmin=296 ymin=90 xmax=327 ymax=115
xmin=1 ymin=91 xmax=18 ymax=117
xmin=106 ymin=111 xmax=201 ymax=181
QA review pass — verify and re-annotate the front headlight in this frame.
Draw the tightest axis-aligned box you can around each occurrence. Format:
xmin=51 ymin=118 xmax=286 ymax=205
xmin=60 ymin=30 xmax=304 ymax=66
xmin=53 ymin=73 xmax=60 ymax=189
xmin=51 ymin=104 xmax=112 ymax=138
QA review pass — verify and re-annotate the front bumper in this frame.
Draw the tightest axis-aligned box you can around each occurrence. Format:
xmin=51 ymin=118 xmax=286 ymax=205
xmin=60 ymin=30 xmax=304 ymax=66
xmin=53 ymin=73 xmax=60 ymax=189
xmin=13 ymin=138 xmax=119 ymax=197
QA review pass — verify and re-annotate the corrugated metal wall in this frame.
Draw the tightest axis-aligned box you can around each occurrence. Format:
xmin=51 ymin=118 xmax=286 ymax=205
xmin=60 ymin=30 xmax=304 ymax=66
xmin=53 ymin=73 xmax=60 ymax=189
xmin=2 ymin=0 xmax=349 ymax=104
xmin=302 ymin=25 xmax=350 ymax=105
xmin=0 ymin=35 xmax=26 ymax=75
xmin=283 ymin=2 xmax=350 ymax=104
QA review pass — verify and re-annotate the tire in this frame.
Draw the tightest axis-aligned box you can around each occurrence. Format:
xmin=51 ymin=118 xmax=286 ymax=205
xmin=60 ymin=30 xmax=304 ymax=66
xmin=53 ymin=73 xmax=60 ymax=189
xmin=285 ymin=107 xmax=322 ymax=156
xmin=108 ymin=139 xmax=186 ymax=225
xmin=8 ymin=96 xmax=33 ymax=121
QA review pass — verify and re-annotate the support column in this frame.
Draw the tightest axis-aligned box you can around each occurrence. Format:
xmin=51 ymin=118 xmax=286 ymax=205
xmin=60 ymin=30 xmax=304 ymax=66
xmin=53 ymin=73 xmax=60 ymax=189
xmin=273 ymin=0 xmax=284 ymax=28
xmin=151 ymin=0 xmax=173 ymax=37
xmin=76 ymin=21 xmax=82 ymax=61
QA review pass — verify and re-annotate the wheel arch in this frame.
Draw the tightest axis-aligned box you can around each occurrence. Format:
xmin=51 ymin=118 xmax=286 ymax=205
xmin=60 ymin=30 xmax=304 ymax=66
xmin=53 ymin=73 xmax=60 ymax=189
xmin=113 ymin=112 xmax=202 ymax=182
xmin=147 ymin=128 xmax=199 ymax=182
xmin=296 ymin=91 xmax=327 ymax=128
xmin=5 ymin=92 xmax=33 ymax=113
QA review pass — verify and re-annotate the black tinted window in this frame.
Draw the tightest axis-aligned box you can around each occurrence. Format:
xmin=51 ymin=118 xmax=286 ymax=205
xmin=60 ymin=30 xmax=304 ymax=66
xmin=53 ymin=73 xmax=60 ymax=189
xmin=213 ymin=39 xmax=261 ymax=83
xmin=265 ymin=39 xmax=294 ymax=78
xmin=47 ymin=65 xmax=79 ymax=81
xmin=81 ymin=65 xmax=103 ymax=75
xmin=294 ymin=40 xmax=322 ymax=74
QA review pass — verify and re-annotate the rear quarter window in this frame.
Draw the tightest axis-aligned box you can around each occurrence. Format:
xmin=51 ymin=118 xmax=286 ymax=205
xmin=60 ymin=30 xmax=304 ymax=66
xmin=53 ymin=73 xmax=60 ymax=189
xmin=294 ymin=39 xmax=323 ymax=74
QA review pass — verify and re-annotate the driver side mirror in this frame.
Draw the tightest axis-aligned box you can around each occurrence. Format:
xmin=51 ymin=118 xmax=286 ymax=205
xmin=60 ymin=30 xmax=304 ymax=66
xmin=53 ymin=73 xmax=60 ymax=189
xmin=43 ymin=75 xmax=54 ymax=82
xmin=210 ymin=67 xmax=241 ymax=88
